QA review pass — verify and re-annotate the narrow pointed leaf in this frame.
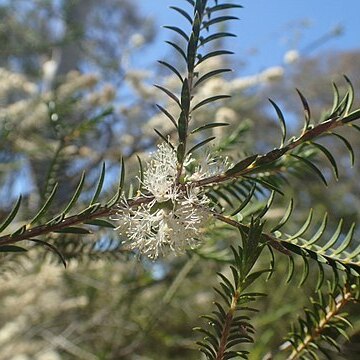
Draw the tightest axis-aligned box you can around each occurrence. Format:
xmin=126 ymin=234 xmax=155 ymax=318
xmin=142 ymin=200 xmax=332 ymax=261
xmin=256 ymin=191 xmax=275 ymax=220
xmin=271 ymin=199 xmax=294 ymax=232
xmin=342 ymin=108 xmax=360 ymax=123
xmin=200 ymin=32 xmax=236 ymax=46
xmin=154 ymin=129 xmax=175 ymax=149
xmin=203 ymin=16 xmax=239 ymax=29
xmin=156 ymin=104 xmax=177 ymax=128
xmin=209 ymin=3 xmax=243 ymax=13
xmin=29 ymin=238 xmax=67 ymax=268
xmin=225 ymin=154 xmax=258 ymax=176
xmin=332 ymin=222 xmax=355 ymax=255
xmin=320 ymin=219 xmax=343 ymax=252
xmin=196 ymin=50 xmax=234 ymax=66
xmin=154 ymin=85 xmax=181 ymax=106
xmin=136 ymin=155 xmax=144 ymax=187
xmin=191 ymin=122 xmax=229 ymax=134
xmin=269 ymin=99 xmax=286 ymax=147
xmin=192 ymin=94 xmax=231 ymax=111
xmin=332 ymin=133 xmax=354 ymax=166
xmin=194 ymin=68 xmax=232 ymax=87
xmin=296 ymin=88 xmax=311 ymax=132
xmin=188 ymin=137 xmax=216 ymax=154
xmin=316 ymin=261 xmax=325 ymax=291
xmin=30 ymin=183 xmax=58 ymax=225
xmin=0 ymin=195 xmax=22 ymax=233
xmin=54 ymin=227 xmax=91 ymax=234
xmin=299 ymin=255 xmax=309 ymax=286
xmin=310 ymin=142 xmax=339 ymax=179
xmin=343 ymin=75 xmax=354 ymax=115
xmin=245 ymin=176 xmax=284 ymax=196
xmin=290 ymin=154 xmax=327 ymax=186
xmin=0 ymin=245 xmax=27 ymax=252
xmin=184 ymin=0 xmax=195 ymax=6
xmin=287 ymin=209 xmax=313 ymax=240
xmin=11 ymin=225 xmax=26 ymax=236
xmin=333 ymin=92 xmax=349 ymax=117
xmin=267 ymin=245 xmax=275 ymax=280
xmin=244 ymin=269 xmax=271 ymax=289
xmin=231 ymin=185 xmax=256 ymax=216
xmin=307 ymin=213 xmax=328 ymax=245
xmin=107 ymin=158 xmax=125 ymax=207
xmin=91 ymin=163 xmax=106 ymax=205
xmin=158 ymin=60 xmax=183 ymax=82
xmin=170 ymin=6 xmax=193 ymax=24
xmin=165 ymin=41 xmax=187 ymax=61
xmin=330 ymin=82 xmax=340 ymax=117
xmin=63 ymin=171 xmax=85 ymax=214
xmin=286 ymin=256 xmax=295 ymax=283
xmin=163 ymin=25 xmax=189 ymax=41
xmin=46 ymin=213 xmax=65 ymax=226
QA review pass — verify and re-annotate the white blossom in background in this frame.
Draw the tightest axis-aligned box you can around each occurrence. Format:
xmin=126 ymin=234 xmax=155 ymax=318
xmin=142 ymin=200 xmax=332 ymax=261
xmin=0 ymin=68 xmax=38 ymax=98
xmin=230 ymin=75 xmax=260 ymax=91
xmin=284 ymin=49 xmax=300 ymax=64
xmin=195 ymin=77 xmax=231 ymax=99
xmin=42 ymin=59 xmax=59 ymax=92
xmin=260 ymin=66 xmax=284 ymax=82
xmin=229 ymin=66 xmax=284 ymax=92
xmin=57 ymin=71 xmax=98 ymax=100
xmin=126 ymin=70 xmax=154 ymax=99
xmin=129 ymin=33 xmax=146 ymax=48
xmin=112 ymin=143 xmax=228 ymax=259
xmin=215 ymin=107 xmax=237 ymax=124
xmin=214 ymin=107 xmax=238 ymax=137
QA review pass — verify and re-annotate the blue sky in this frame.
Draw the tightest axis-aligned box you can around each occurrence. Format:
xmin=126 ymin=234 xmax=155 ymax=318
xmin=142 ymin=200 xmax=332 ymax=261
xmin=136 ymin=0 xmax=360 ymax=75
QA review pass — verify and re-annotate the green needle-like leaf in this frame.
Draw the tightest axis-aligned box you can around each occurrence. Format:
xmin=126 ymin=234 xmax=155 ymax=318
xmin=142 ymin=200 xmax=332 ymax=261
xmin=269 ymin=99 xmax=287 ymax=147
xmin=163 ymin=25 xmax=189 ymax=42
xmin=91 ymin=163 xmax=106 ymax=205
xmin=290 ymin=154 xmax=328 ymax=186
xmin=63 ymin=171 xmax=85 ymax=214
xmin=188 ymin=136 xmax=216 ymax=154
xmin=158 ymin=60 xmax=183 ymax=82
xmin=194 ymin=68 xmax=232 ymax=87
xmin=192 ymin=94 xmax=231 ymax=111
xmin=310 ymin=142 xmax=339 ymax=179
xmin=0 ymin=195 xmax=22 ymax=233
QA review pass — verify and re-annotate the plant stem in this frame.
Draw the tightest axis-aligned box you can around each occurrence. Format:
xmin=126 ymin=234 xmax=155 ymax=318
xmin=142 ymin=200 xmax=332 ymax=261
xmin=216 ymin=289 xmax=242 ymax=360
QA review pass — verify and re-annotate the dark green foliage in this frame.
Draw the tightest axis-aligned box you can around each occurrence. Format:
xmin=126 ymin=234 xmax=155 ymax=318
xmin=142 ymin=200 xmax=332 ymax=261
xmin=0 ymin=157 xmax=126 ymax=266
xmin=195 ymin=220 xmax=269 ymax=359
xmin=283 ymin=277 xmax=360 ymax=359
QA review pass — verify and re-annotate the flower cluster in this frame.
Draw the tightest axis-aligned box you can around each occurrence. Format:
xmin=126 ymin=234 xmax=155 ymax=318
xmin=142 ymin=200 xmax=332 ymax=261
xmin=113 ymin=143 xmax=223 ymax=259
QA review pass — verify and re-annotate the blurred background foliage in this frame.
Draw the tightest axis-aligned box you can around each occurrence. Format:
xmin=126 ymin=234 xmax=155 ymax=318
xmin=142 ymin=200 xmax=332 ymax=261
xmin=0 ymin=0 xmax=359 ymax=359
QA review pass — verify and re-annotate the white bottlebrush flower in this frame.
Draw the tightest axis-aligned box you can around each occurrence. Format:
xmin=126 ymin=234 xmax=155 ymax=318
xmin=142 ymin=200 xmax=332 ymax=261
xmin=142 ymin=143 xmax=178 ymax=203
xmin=112 ymin=143 xmax=222 ymax=259
xmin=187 ymin=151 xmax=232 ymax=182
xmin=114 ymin=190 xmax=209 ymax=259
